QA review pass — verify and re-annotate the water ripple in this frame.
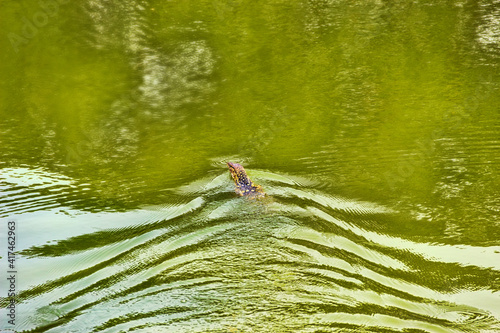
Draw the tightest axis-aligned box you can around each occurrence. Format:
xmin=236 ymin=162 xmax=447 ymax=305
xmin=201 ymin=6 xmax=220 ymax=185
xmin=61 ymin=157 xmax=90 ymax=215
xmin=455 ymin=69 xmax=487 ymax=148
xmin=3 ymin=167 xmax=499 ymax=332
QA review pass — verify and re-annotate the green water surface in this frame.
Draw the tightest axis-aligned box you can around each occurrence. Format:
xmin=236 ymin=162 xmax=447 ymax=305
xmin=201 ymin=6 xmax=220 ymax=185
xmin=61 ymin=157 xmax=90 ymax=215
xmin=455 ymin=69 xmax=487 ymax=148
xmin=1 ymin=1 xmax=499 ymax=332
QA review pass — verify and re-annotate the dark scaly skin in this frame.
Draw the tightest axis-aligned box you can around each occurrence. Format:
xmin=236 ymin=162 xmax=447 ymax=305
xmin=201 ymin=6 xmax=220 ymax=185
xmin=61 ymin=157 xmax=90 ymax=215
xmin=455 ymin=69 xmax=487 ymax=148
xmin=227 ymin=162 xmax=265 ymax=197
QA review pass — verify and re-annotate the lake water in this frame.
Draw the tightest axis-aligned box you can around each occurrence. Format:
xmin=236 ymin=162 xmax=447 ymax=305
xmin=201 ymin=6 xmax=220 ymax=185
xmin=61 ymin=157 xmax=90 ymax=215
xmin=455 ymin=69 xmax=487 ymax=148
xmin=1 ymin=1 xmax=499 ymax=332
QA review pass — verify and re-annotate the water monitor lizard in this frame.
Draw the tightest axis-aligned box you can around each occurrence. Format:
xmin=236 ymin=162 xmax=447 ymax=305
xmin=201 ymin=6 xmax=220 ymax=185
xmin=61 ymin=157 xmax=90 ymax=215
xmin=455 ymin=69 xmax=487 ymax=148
xmin=227 ymin=162 xmax=265 ymax=197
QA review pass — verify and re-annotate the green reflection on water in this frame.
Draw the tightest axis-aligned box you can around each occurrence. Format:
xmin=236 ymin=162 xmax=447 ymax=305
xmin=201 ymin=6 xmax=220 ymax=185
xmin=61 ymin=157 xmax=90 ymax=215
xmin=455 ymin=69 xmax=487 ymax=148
xmin=1 ymin=0 xmax=499 ymax=331
xmin=2 ymin=0 xmax=498 ymax=242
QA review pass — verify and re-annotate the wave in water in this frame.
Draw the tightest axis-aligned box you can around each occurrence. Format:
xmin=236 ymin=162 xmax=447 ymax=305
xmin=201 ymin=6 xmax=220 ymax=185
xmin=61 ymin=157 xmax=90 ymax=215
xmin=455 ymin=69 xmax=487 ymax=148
xmin=2 ymin=167 xmax=499 ymax=332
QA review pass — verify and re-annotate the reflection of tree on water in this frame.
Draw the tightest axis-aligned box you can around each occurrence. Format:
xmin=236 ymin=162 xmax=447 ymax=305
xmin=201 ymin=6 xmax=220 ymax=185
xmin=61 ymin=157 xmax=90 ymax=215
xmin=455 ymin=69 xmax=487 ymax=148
xmin=78 ymin=0 xmax=216 ymax=166
xmin=5 ymin=0 xmax=220 ymax=207
xmin=476 ymin=1 xmax=500 ymax=53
